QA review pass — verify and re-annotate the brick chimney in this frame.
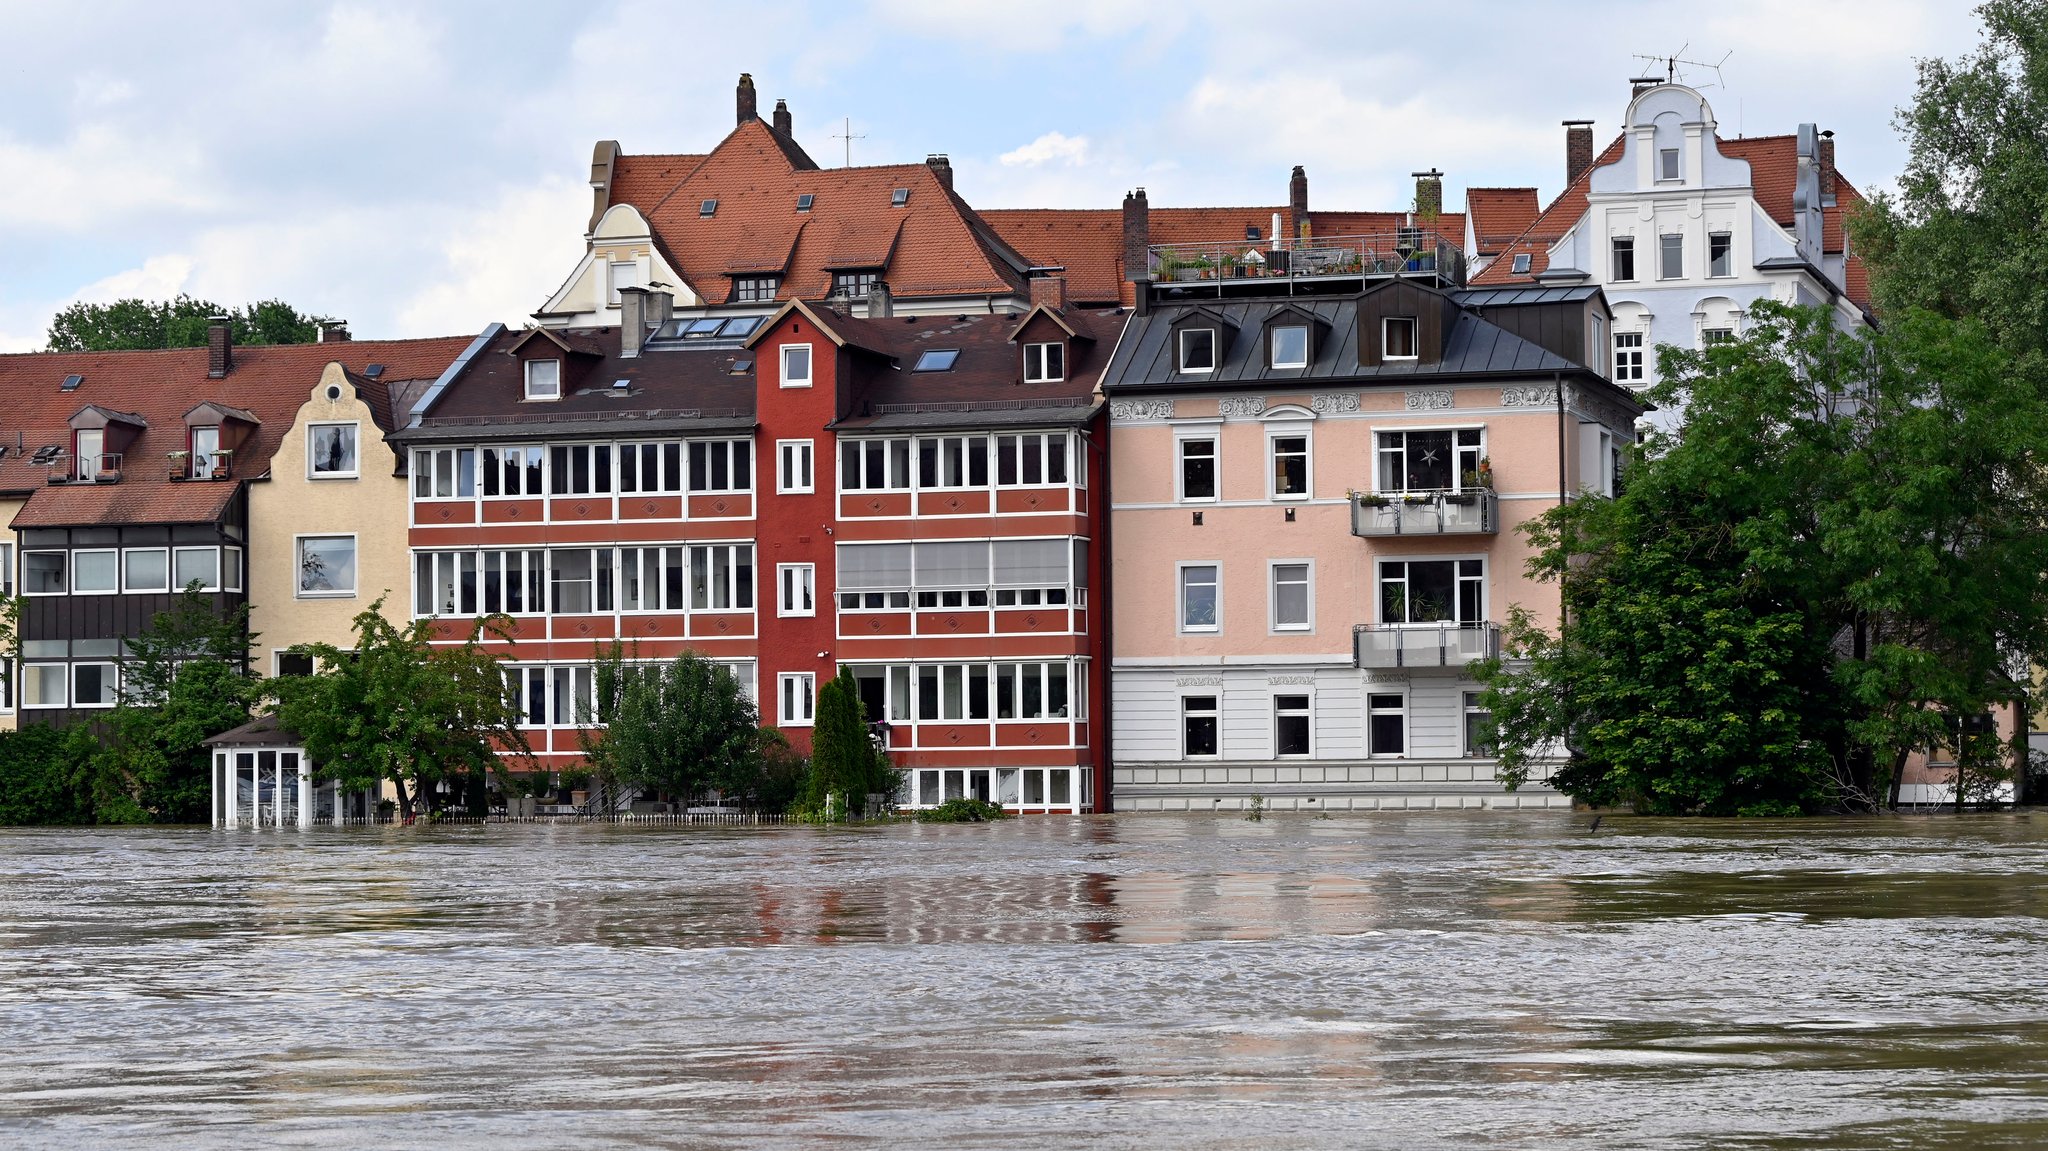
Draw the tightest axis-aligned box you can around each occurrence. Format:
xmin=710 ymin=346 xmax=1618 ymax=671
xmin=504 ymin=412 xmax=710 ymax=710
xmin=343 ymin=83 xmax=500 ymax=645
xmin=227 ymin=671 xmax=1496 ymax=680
xmin=1029 ymin=272 xmax=1067 ymax=312
xmin=1122 ymin=187 xmax=1150 ymax=283
xmin=1818 ymin=129 xmax=1837 ymax=205
xmin=865 ymin=279 xmax=893 ymax=320
xmin=926 ymin=154 xmax=953 ymax=192
xmin=772 ymin=98 xmax=792 ymax=136
xmin=736 ymin=73 xmax=757 ymax=125
xmin=207 ymin=315 xmax=233 ymax=379
xmin=1288 ymin=165 xmax=1308 ymax=233
xmin=1412 ymin=169 xmax=1443 ymax=219
xmin=1563 ymin=120 xmax=1594 ymax=188
xmin=318 ymin=320 xmax=350 ymax=343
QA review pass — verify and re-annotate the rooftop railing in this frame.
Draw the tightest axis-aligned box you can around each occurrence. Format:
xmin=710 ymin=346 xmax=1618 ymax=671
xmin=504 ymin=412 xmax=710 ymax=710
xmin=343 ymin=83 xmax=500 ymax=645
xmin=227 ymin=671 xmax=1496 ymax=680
xmin=1353 ymin=621 xmax=1501 ymax=670
xmin=1149 ymin=230 xmax=1466 ymax=290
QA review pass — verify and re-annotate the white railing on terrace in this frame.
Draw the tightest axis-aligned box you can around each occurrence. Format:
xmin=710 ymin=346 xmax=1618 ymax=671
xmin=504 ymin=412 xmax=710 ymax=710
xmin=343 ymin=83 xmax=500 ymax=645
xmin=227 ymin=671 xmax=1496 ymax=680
xmin=1149 ymin=230 xmax=1466 ymax=287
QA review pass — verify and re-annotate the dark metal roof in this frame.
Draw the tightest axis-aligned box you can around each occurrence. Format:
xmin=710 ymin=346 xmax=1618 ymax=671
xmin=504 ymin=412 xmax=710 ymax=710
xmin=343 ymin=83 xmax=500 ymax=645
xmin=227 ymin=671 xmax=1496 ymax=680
xmin=204 ymin=713 xmax=299 ymax=748
xmin=1101 ymin=294 xmax=1587 ymax=391
xmin=1452 ymin=285 xmax=1603 ymax=308
xmin=832 ymin=397 xmax=1100 ymax=432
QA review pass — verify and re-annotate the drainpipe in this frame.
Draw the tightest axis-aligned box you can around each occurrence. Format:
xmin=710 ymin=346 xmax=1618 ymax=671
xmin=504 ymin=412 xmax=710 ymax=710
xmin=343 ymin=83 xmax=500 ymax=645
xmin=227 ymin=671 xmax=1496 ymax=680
xmin=1555 ymin=370 xmax=1568 ymax=634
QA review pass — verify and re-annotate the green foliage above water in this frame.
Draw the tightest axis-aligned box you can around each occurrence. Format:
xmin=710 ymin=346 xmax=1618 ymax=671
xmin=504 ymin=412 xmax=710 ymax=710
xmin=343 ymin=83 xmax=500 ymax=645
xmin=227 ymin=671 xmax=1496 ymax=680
xmin=915 ymin=798 xmax=1007 ymax=823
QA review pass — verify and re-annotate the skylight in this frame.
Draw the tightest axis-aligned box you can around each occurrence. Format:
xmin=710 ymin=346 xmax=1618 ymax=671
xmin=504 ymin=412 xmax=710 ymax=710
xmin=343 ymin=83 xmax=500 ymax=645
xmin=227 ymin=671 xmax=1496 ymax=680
xmin=59 ymin=374 xmax=82 ymax=392
xmin=700 ymin=199 xmax=719 ymax=218
xmin=364 ymin=364 xmax=386 ymax=379
xmin=730 ymin=357 xmax=754 ymax=375
xmin=721 ymin=316 xmax=763 ymax=338
xmin=683 ymin=318 xmax=726 ymax=338
xmin=891 ymin=187 xmax=910 ymax=207
xmin=913 ymin=349 xmax=960 ymax=372
xmin=1512 ymin=253 xmax=1532 ymax=274
xmin=796 ymin=193 xmax=815 ymax=212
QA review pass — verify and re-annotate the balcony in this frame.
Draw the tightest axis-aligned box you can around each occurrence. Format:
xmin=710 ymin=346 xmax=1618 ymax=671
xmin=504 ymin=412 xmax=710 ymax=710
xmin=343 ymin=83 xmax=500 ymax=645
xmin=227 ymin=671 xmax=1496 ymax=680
xmin=1354 ymin=622 xmax=1501 ymax=670
xmin=50 ymin=452 xmax=123 ymax=484
xmin=1351 ymin=490 xmax=1497 ymax=537
xmin=1148 ymin=230 xmax=1466 ymax=297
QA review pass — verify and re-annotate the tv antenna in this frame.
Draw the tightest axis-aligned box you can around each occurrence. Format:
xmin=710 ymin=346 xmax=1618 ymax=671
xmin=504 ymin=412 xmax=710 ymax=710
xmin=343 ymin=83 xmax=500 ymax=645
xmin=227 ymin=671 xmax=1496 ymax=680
xmin=1631 ymin=45 xmax=1731 ymax=89
xmin=831 ymin=116 xmax=865 ymax=168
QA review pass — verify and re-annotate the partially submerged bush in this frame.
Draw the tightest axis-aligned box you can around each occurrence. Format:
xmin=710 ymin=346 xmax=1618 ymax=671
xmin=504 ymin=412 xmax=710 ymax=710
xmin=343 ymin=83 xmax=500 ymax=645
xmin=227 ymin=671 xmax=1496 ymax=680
xmin=915 ymin=798 xmax=1007 ymax=823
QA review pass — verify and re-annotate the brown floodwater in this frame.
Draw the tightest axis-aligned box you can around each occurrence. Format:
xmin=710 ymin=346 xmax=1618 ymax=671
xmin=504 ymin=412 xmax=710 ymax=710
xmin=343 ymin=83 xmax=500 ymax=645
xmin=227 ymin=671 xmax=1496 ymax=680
xmin=4 ymin=813 xmax=2048 ymax=1149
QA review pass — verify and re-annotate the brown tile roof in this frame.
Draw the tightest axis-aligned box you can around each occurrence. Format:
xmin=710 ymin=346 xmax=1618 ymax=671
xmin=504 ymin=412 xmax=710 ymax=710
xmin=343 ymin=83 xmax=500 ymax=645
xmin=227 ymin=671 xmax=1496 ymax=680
xmin=410 ymin=327 xmax=758 ymax=434
xmin=1 ymin=337 xmax=473 ymax=527
xmin=1465 ymin=188 xmax=1540 ymax=253
xmin=1470 ymin=137 xmax=1628 ymax=286
xmin=607 ymin=121 xmax=1029 ymax=305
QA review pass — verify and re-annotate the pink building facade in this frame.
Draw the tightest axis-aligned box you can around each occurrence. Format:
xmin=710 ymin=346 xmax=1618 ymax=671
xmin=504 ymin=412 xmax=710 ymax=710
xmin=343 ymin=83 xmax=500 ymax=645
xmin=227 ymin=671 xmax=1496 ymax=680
xmin=1101 ymin=256 xmax=1643 ymax=811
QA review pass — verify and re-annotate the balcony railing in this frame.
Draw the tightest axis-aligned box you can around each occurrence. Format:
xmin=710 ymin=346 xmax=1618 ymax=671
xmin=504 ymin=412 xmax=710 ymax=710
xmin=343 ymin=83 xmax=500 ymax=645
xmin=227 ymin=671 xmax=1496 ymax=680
xmin=1149 ymin=230 xmax=1466 ymax=289
xmin=1351 ymin=490 xmax=1497 ymax=536
xmin=52 ymin=452 xmax=124 ymax=484
xmin=1354 ymin=622 xmax=1501 ymax=669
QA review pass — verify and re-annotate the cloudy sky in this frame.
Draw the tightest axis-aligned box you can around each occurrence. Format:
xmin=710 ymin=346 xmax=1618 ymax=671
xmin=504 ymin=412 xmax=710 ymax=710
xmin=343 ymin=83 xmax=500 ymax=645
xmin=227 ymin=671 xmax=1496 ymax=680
xmin=0 ymin=0 xmax=1985 ymax=352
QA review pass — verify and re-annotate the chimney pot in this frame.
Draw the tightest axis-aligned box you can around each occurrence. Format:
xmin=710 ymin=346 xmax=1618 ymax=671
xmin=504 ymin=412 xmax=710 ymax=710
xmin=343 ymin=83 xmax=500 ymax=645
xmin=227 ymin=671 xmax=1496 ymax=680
xmin=772 ymin=98 xmax=792 ymax=136
xmin=736 ymin=73 xmax=757 ymax=125
xmin=1029 ymin=273 xmax=1067 ymax=313
xmin=1818 ymin=129 xmax=1837 ymax=202
xmin=207 ymin=315 xmax=233 ymax=379
xmin=1288 ymin=165 xmax=1308 ymax=233
xmin=1563 ymin=120 xmax=1595 ymax=188
xmin=318 ymin=321 xmax=351 ymax=343
xmin=925 ymin=153 xmax=953 ymax=192
xmin=618 ymin=288 xmax=646 ymax=358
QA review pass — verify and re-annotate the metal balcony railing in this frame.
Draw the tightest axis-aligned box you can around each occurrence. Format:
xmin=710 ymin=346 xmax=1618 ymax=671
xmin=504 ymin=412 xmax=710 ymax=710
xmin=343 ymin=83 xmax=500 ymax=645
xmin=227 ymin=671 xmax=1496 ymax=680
xmin=1149 ymin=230 xmax=1466 ymax=289
xmin=1350 ymin=490 xmax=1498 ymax=537
xmin=1354 ymin=621 xmax=1501 ymax=669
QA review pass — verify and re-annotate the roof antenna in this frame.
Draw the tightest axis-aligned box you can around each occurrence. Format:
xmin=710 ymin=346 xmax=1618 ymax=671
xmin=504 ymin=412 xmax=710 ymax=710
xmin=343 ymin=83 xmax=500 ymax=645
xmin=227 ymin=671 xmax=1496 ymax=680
xmin=831 ymin=116 xmax=865 ymax=168
xmin=1630 ymin=45 xmax=1731 ymax=90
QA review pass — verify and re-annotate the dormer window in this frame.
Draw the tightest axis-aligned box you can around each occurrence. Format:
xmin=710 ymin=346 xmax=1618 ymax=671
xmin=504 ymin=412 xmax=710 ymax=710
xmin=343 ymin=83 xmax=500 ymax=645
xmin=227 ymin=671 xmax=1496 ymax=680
xmin=733 ymin=276 xmax=779 ymax=303
xmin=1659 ymin=149 xmax=1680 ymax=181
xmin=190 ymin=425 xmax=220 ymax=479
xmin=1024 ymin=341 xmax=1065 ymax=382
xmin=832 ymin=271 xmax=876 ymax=300
xmin=1383 ymin=317 xmax=1418 ymax=361
xmin=1179 ymin=329 xmax=1217 ymax=373
xmin=1270 ymin=325 xmax=1308 ymax=369
xmin=525 ymin=359 xmax=561 ymax=401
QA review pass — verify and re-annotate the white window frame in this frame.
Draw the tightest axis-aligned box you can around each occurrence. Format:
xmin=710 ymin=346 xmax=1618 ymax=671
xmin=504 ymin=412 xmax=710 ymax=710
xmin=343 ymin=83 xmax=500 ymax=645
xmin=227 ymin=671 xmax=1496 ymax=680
xmin=607 ymin=261 xmax=639 ymax=305
xmin=1367 ymin=691 xmax=1407 ymax=757
xmin=1658 ymin=232 xmax=1684 ymax=281
xmin=1266 ymin=426 xmax=1312 ymax=500
xmin=22 ymin=551 xmax=65 ymax=597
xmin=1270 ymin=324 xmax=1309 ymax=369
xmin=1269 ymin=560 xmax=1313 ymax=633
xmin=295 ymin=534 xmax=358 ymax=599
xmin=1177 ymin=328 xmax=1218 ymax=374
xmin=776 ymin=439 xmax=815 ymax=494
xmin=307 ymin=421 xmax=361 ymax=479
xmin=188 ymin=425 xmax=220 ymax=479
xmin=778 ymin=672 xmax=816 ymax=727
xmin=1178 ymin=561 xmax=1220 ymax=634
xmin=1378 ymin=557 xmax=1487 ymax=627
xmin=71 ymin=662 xmax=118 ymax=710
xmin=524 ymin=358 xmax=562 ymax=402
xmin=1614 ymin=331 xmax=1646 ymax=385
xmin=1023 ymin=341 xmax=1066 ymax=383
xmin=780 ymin=344 xmax=813 ymax=389
xmin=840 ymin=437 xmax=914 ymax=493
xmin=1611 ymin=236 xmax=1636 ymax=282
xmin=0 ymin=542 xmax=13 ymax=598
xmin=1658 ymin=147 xmax=1681 ymax=182
xmin=21 ymin=663 xmax=66 ymax=710
xmin=1464 ymin=691 xmax=1494 ymax=758
xmin=1176 ymin=431 xmax=1219 ymax=503
xmin=1589 ymin=313 xmax=1606 ymax=376
xmin=1708 ymin=231 xmax=1734 ymax=278
xmin=75 ymin=428 xmax=105 ymax=481
xmin=122 ymin=547 xmax=170 ymax=594
xmin=71 ymin=549 xmax=118 ymax=596
xmin=1382 ymin=316 xmax=1418 ymax=361
xmin=171 ymin=546 xmax=222 ymax=592
xmin=1273 ymin=692 xmax=1313 ymax=759
xmin=1181 ymin=693 xmax=1220 ymax=758
xmin=778 ymin=563 xmax=815 ymax=618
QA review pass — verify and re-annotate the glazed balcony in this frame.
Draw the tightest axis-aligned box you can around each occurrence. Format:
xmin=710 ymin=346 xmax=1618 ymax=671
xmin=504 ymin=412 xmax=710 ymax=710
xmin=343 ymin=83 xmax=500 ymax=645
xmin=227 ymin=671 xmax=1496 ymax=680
xmin=1147 ymin=230 xmax=1466 ymax=295
xmin=1350 ymin=490 xmax=1498 ymax=537
xmin=1353 ymin=622 xmax=1501 ymax=670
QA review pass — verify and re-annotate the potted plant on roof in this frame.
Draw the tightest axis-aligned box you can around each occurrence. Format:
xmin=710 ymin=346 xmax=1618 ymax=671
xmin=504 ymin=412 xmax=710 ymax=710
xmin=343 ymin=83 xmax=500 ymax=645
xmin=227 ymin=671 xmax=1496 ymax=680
xmin=210 ymin=448 xmax=233 ymax=479
xmin=166 ymin=449 xmax=189 ymax=482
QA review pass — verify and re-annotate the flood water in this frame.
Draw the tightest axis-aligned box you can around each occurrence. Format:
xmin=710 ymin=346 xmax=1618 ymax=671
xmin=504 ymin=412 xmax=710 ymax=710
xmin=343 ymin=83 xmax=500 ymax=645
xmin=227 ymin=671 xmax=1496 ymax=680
xmin=5 ymin=814 xmax=2048 ymax=1149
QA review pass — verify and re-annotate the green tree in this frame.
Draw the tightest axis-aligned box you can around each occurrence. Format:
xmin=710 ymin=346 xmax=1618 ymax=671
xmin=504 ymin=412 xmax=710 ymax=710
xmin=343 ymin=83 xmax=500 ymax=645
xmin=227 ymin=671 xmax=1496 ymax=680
xmin=271 ymin=601 xmax=530 ymax=820
xmin=801 ymin=669 xmax=900 ymax=819
xmin=583 ymin=647 xmax=765 ymax=806
xmin=94 ymin=589 xmax=256 ymax=823
xmin=1480 ymin=302 xmax=2048 ymax=813
xmin=45 ymin=294 xmax=326 ymax=352
xmin=0 ymin=726 xmax=98 ymax=826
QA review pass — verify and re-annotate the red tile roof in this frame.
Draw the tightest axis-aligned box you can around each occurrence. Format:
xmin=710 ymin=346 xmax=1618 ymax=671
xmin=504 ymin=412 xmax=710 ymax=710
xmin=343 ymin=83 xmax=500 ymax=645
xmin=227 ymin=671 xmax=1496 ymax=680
xmin=1465 ymin=188 xmax=1541 ymax=253
xmin=1 ymin=337 xmax=473 ymax=527
xmin=1469 ymin=137 xmax=1627 ymax=286
xmin=604 ymin=121 xmax=1030 ymax=305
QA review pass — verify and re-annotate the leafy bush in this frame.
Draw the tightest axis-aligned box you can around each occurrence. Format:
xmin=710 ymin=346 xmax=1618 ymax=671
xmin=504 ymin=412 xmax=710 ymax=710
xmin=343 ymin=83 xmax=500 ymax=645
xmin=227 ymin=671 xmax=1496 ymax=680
xmin=915 ymin=798 xmax=1008 ymax=823
xmin=0 ymin=726 xmax=97 ymax=826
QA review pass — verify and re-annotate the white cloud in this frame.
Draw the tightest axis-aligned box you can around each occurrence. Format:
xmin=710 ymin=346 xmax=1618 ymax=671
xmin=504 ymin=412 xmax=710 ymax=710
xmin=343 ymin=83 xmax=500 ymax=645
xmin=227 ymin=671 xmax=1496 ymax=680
xmin=0 ymin=124 xmax=218 ymax=231
xmin=397 ymin=177 xmax=591 ymax=335
xmin=1000 ymin=131 xmax=1091 ymax=168
xmin=73 ymin=254 xmax=198 ymax=303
